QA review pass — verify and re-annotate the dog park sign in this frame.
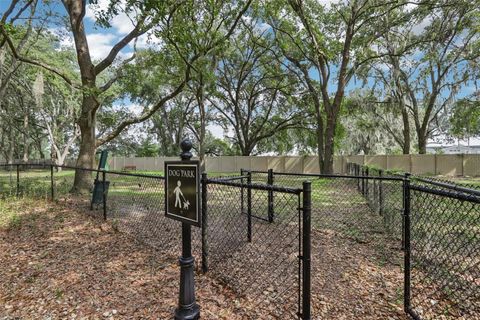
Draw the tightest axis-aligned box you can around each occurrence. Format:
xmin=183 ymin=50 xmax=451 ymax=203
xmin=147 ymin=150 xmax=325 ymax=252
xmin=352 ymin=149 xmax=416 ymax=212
xmin=165 ymin=160 xmax=201 ymax=226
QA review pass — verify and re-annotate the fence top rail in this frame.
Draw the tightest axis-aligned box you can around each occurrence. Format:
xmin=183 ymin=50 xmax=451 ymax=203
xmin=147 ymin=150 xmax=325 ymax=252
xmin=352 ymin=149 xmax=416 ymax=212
xmin=349 ymin=162 xmax=480 ymax=196
xmin=0 ymin=163 xmax=50 ymax=167
xmin=348 ymin=163 xmax=405 ymax=177
xmin=0 ymin=163 xmax=165 ymax=180
xmin=248 ymin=170 xmax=269 ymax=174
xmin=209 ymin=175 xmax=249 ymax=182
xmin=276 ymin=172 xmax=406 ymax=181
xmin=410 ymin=183 xmax=480 ymax=203
xmin=205 ymin=177 xmax=302 ymax=195
xmin=54 ymin=165 xmax=166 ymax=180
xmin=244 ymin=169 xmax=405 ymax=181
xmin=412 ymin=175 xmax=480 ymax=197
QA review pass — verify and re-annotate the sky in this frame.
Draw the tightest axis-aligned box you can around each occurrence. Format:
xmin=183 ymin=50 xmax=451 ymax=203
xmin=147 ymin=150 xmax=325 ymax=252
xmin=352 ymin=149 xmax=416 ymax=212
xmin=1 ymin=0 xmax=478 ymax=146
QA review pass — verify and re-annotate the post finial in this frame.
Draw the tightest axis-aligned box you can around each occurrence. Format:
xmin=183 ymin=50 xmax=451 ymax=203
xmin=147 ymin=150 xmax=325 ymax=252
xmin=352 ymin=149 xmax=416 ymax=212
xmin=180 ymin=138 xmax=193 ymax=161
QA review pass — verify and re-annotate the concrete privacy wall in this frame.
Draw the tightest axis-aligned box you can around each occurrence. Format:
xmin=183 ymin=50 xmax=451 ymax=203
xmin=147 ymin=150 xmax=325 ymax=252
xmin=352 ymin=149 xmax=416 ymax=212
xmin=107 ymin=154 xmax=480 ymax=176
xmin=343 ymin=154 xmax=480 ymax=176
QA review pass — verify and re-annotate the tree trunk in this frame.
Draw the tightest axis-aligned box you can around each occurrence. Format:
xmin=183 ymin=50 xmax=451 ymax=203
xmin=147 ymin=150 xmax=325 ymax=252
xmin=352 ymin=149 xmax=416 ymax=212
xmin=56 ymin=149 xmax=67 ymax=172
xmin=241 ymin=142 xmax=253 ymax=156
xmin=7 ymin=129 xmax=14 ymax=164
xmin=36 ymin=140 xmax=44 ymax=159
xmin=418 ymin=130 xmax=427 ymax=154
xmin=401 ymin=108 xmax=410 ymax=154
xmin=63 ymin=0 xmax=98 ymax=193
xmin=322 ymin=113 xmax=336 ymax=174
xmin=315 ymin=100 xmax=324 ymax=173
xmin=71 ymin=98 xmax=97 ymax=193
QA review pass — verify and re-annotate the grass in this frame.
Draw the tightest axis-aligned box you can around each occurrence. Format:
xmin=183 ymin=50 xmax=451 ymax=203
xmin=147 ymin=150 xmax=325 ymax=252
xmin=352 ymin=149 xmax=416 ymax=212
xmin=0 ymin=199 xmax=23 ymax=230
xmin=0 ymin=198 xmax=42 ymax=230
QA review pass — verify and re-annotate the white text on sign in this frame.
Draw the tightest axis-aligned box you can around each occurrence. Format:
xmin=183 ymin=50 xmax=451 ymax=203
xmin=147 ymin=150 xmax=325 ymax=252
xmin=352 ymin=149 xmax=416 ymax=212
xmin=168 ymin=169 xmax=196 ymax=178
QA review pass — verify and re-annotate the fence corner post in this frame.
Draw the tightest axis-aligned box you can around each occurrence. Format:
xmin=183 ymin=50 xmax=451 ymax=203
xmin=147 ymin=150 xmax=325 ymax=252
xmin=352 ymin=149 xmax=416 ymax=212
xmin=267 ymin=168 xmax=274 ymax=223
xmin=201 ymin=172 xmax=208 ymax=273
xmin=240 ymin=169 xmax=245 ymax=214
xmin=362 ymin=167 xmax=366 ymax=195
xmin=378 ymin=170 xmax=384 ymax=216
xmin=356 ymin=164 xmax=360 ymax=191
xmin=247 ymin=170 xmax=252 ymax=242
xmin=403 ymin=173 xmax=411 ymax=313
xmin=401 ymin=172 xmax=410 ymax=250
xmin=302 ymin=181 xmax=311 ymax=320
xmin=365 ymin=167 xmax=369 ymax=199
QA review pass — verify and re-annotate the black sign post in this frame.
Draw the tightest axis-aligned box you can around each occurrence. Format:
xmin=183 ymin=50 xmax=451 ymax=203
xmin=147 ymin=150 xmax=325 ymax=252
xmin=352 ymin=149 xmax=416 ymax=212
xmin=165 ymin=139 xmax=200 ymax=320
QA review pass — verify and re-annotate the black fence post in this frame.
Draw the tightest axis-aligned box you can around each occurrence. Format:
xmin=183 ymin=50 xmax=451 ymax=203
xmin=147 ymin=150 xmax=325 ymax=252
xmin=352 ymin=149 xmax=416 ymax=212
xmin=16 ymin=164 xmax=20 ymax=197
xmin=50 ymin=164 xmax=55 ymax=201
xmin=356 ymin=164 xmax=360 ymax=191
xmin=365 ymin=167 xmax=369 ymax=201
xmin=247 ymin=170 xmax=252 ymax=242
xmin=102 ymin=170 xmax=107 ymax=220
xmin=240 ymin=169 xmax=245 ymax=214
xmin=403 ymin=173 xmax=411 ymax=313
xmin=379 ymin=170 xmax=384 ymax=216
xmin=267 ymin=168 xmax=274 ymax=223
xmin=374 ymin=172 xmax=379 ymax=212
xmin=372 ymin=171 xmax=376 ymax=209
xmin=201 ymin=172 xmax=208 ymax=273
xmin=360 ymin=167 xmax=363 ymax=194
xmin=401 ymin=173 xmax=410 ymax=250
xmin=302 ymin=181 xmax=311 ymax=320
xmin=362 ymin=167 xmax=365 ymax=195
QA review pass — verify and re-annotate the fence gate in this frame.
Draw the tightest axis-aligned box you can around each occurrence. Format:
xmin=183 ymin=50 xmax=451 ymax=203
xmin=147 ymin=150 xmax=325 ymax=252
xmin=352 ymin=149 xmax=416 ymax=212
xmin=201 ymin=174 xmax=311 ymax=319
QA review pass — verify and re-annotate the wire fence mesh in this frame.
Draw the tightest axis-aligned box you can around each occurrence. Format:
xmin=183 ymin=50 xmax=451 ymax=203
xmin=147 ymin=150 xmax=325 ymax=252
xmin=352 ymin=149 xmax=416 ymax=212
xmin=246 ymin=168 xmax=405 ymax=245
xmin=349 ymin=162 xmax=480 ymax=320
xmin=2 ymin=161 xmax=479 ymax=319
xmin=204 ymin=178 xmax=303 ymax=318
xmin=408 ymin=185 xmax=480 ymax=319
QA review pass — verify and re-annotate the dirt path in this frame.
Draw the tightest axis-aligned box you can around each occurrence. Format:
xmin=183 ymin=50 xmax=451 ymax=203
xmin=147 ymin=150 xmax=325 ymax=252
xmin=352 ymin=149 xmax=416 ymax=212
xmin=311 ymin=229 xmax=406 ymax=319
xmin=309 ymin=180 xmax=407 ymax=319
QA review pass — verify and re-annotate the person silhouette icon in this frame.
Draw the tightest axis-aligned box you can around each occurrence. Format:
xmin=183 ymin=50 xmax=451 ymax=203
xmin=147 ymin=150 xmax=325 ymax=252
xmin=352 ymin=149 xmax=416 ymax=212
xmin=174 ymin=180 xmax=184 ymax=208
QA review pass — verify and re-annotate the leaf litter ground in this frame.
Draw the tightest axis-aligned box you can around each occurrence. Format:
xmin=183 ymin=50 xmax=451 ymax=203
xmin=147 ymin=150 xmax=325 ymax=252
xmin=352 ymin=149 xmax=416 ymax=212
xmin=0 ymin=198 xmax=410 ymax=319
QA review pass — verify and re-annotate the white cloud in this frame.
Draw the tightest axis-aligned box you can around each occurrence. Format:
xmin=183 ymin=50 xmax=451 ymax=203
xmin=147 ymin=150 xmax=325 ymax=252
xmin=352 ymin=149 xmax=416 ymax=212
xmin=207 ymin=124 xmax=225 ymax=138
xmin=133 ymin=31 xmax=164 ymax=50
xmin=48 ymin=28 xmax=74 ymax=50
xmin=111 ymin=13 xmax=136 ymax=35
xmin=86 ymin=33 xmax=117 ymax=60
xmin=86 ymin=0 xmax=136 ymax=36
xmin=85 ymin=0 xmax=110 ymax=21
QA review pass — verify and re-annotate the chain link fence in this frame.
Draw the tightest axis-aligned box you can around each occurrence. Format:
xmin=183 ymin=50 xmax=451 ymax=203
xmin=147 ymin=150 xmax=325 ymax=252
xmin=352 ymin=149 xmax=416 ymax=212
xmin=349 ymin=162 xmax=480 ymax=320
xmin=204 ymin=177 xmax=306 ymax=318
xmin=2 ymin=161 xmax=479 ymax=319
xmin=0 ymin=163 xmax=312 ymax=319
xmin=407 ymin=184 xmax=480 ymax=319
